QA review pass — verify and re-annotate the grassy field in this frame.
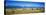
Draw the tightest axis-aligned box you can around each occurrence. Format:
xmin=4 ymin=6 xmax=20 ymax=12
xmin=6 ymin=8 xmax=44 ymax=15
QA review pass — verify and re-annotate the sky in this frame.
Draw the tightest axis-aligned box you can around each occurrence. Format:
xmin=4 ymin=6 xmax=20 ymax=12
xmin=5 ymin=0 xmax=44 ymax=2
xmin=6 ymin=1 xmax=44 ymax=8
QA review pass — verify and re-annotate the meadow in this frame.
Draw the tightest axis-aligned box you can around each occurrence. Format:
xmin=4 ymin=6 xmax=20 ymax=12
xmin=5 ymin=8 xmax=44 ymax=15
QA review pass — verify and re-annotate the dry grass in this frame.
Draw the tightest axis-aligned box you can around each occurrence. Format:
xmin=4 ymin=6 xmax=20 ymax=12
xmin=6 ymin=8 xmax=44 ymax=15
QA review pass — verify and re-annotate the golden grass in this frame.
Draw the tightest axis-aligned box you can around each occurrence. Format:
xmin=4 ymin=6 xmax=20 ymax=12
xmin=6 ymin=8 xmax=44 ymax=15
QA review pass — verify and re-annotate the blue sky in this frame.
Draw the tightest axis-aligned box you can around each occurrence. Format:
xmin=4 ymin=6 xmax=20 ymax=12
xmin=6 ymin=0 xmax=44 ymax=2
xmin=6 ymin=1 xmax=44 ymax=8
